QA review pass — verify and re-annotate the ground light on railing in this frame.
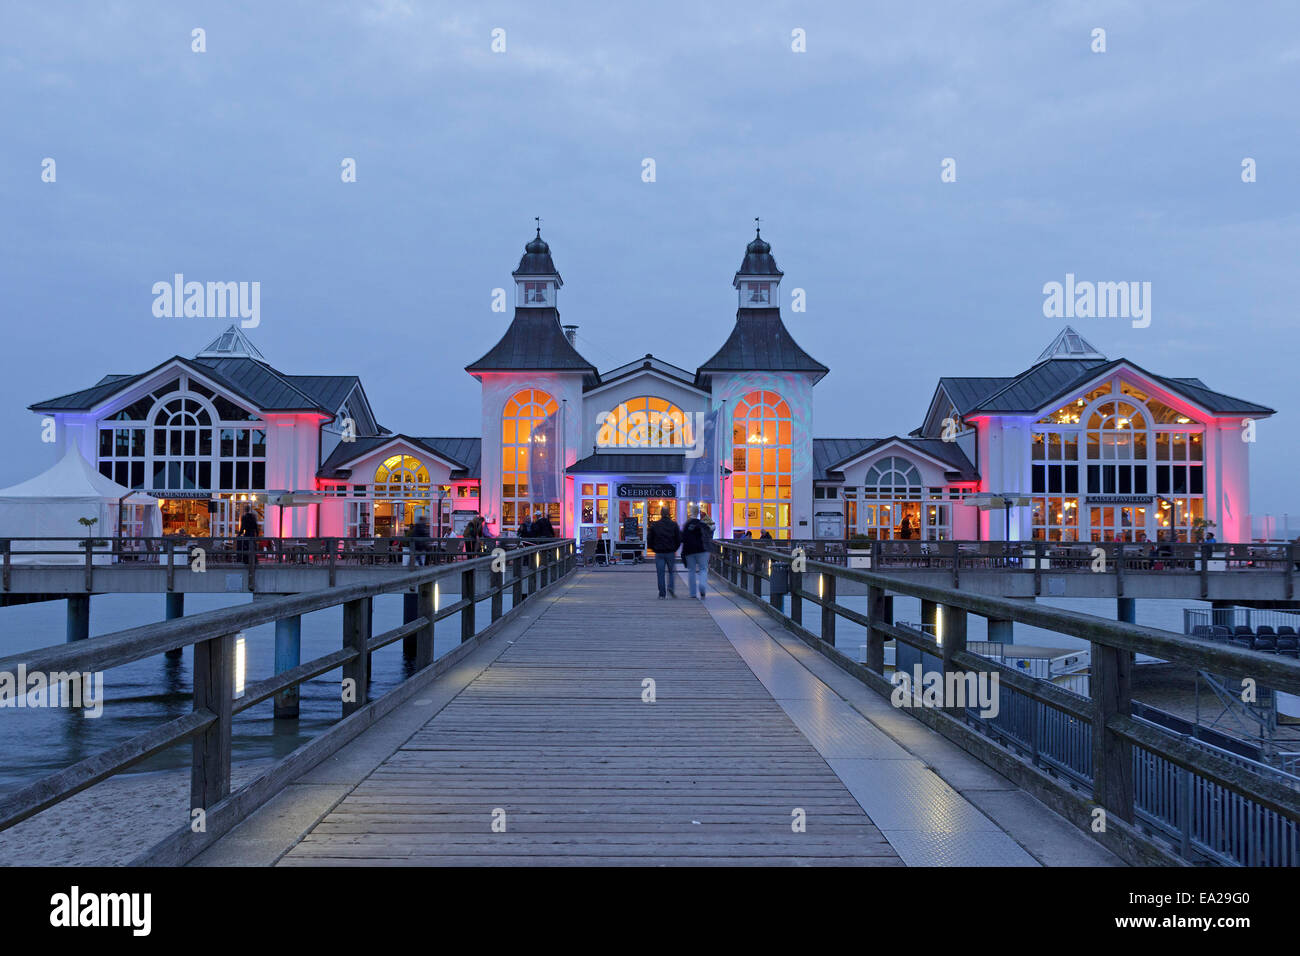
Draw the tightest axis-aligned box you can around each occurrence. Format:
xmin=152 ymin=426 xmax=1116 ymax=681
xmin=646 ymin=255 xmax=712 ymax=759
xmin=818 ymin=573 xmax=823 ymax=599
xmin=935 ymin=606 xmax=943 ymax=647
xmin=234 ymin=633 xmax=246 ymax=698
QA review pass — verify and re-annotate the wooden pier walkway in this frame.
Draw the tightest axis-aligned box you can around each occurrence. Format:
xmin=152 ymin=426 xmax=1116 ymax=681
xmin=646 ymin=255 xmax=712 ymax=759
xmin=279 ymin=572 xmax=901 ymax=865
xmin=254 ymin=569 xmax=1115 ymax=867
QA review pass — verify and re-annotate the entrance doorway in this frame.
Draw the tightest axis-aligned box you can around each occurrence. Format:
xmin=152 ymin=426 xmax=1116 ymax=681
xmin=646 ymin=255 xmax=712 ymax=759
xmin=619 ymin=497 xmax=677 ymax=542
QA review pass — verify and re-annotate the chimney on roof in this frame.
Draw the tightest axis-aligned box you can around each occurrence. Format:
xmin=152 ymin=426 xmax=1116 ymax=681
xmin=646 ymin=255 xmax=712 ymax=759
xmin=562 ymin=324 xmax=578 ymax=346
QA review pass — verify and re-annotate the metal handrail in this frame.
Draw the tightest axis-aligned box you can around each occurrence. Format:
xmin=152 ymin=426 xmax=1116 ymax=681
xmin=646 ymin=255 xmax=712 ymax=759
xmin=711 ymin=538 xmax=1300 ymax=866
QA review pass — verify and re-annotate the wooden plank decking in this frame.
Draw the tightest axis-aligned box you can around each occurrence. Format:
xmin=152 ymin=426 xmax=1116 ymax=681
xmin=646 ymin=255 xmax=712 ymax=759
xmin=279 ymin=570 xmax=903 ymax=866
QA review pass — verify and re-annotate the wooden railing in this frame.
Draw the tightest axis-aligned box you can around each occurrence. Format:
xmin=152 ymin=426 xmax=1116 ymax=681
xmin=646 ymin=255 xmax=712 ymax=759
xmin=0 ymin=535 xmax=560 ymax=591
xmin=750 ymin=538 xmax=1300 ymax=599
xmin=0 ymin=539 xmax=576 ymax=863
xmin=711 ymin=540 xmax=1300 ymax=866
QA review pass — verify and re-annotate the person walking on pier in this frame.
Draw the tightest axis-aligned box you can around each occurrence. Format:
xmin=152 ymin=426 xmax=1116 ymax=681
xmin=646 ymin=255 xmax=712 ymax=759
xmin=531 ymin=511 xmax=555 ymax=538
xmin=647 ymin=505 xmax=682 ymax=598
xmin=681 ymin=507 xmax=712 ymax=599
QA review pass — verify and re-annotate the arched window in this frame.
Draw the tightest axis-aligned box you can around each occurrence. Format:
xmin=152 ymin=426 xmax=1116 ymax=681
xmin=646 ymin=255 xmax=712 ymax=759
xmin=502 ymin=388 xmax=559 ymax=531
xmin=853 ymin=456 xmax=925 ymax=540
xmin=597 ymin=396 xmax=691 ymax=449
xmin=374 ymin=455 xmax=430 ymax=496
xmin=731 ymin=391 xmax=792 ymax=538
xmin=151 ymin=397 xmax=214 ymax=491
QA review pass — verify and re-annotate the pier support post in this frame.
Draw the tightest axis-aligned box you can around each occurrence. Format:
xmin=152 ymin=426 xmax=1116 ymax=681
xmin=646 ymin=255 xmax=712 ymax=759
xmin=941 ymin=605 xmax=968 ymax=717
xmin=402 ymin=592 xmax=419 ymax=659
xmin=66 ymin=595 xmax=90 ymax=643
xmin=1117 ymin=597 xmax=1136 ymax=625
xmin=274 ymin=612 xmax=302 ymax=719
xmin=164 ymin=593 xmax=185 ymax=658
xmin=987 ymin=618 xmax=1013 ymax=644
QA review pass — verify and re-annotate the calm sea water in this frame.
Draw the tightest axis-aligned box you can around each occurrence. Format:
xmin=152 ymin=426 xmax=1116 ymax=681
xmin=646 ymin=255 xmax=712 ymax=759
xmin=0 ymin=585 xmax=1191 ymax=792
xmin=0 ymin=591 xmax=499 ymax=790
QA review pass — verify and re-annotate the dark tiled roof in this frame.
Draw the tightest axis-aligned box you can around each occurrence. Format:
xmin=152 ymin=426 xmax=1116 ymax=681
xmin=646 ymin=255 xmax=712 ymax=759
xmin=965 ymin=358 xmax=1275 ymax=417
xmin=32 ymin=373 xmax=149 ymax=412
xmin=420 ymin=437 xmax=482 ymax=479
xmin=317 ymin=435 xmax=481 ymax=480
xmin=937 ymin=377 xmax=1016 ymax=415
xmin=1148 ymin=375 xmax=1274 ymax=416
xmin=813 ymin=439 xmax=878 ymax=480
xmin=812 ymin=437 xmax=977 ymax=482
xmin=696 ymin=309 xmax=828 ymax=384
xmin=31 ymin=355 xmax=333 ymax=414
xmin=285 ymin=375 xmax=361 ymax=413
xmin=970 ymin=359 xmax=1111 ymax=412
xmin=465 ymin=309 xmax=598 ymax=377
xmin=191 ymin=357 xmax=328 ymax=410
xmin=567 ymin=452 xmax=688 ymax=474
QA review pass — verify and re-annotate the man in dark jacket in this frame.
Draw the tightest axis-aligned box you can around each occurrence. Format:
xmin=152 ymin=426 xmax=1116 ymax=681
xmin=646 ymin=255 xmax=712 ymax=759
xmin=531 ymin=512 xmax=555 ymax=538
xmin=646 ymin=505 xmax=682 ymax=598
xmin=237 ymin=506 xmax=258 ymax=563
xmin=410 ymin=515 xmax=431 ymax=566
xmin=518 ymin=515 xmax=533 ymax=539
xmin=681 ymin=508 xmax=713 ymax=599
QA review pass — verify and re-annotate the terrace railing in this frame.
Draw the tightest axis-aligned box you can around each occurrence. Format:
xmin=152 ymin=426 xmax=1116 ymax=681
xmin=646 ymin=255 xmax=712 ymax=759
xmin=711 ymin=539 xmax=1300 ymax=866
xmin=0 ymin=539 xmax=576 ymax=864
xmin=0 ymin=535 xmax=556 ymax=591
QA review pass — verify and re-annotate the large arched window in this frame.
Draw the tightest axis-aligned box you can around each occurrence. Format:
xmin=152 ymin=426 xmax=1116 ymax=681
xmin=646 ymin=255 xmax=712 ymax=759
xmin=596 ymin=396 xmax=691 ymax=449
xmin=1033 ymin=378 xmax=1206 ymax=542
xmin=502 ymin=388 xmax=559 ymax=531
xmin=731 ymin=390 xmax=792 ymax=538
xmin=95 ymin=375 xmax=268 ymax=537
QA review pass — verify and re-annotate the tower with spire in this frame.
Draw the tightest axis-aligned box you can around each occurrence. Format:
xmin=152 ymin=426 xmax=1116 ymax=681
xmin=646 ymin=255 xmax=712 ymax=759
xmin=696 ymin=225 xmax=828 ymax=537
xmin=466 ymin=226 xmax=597 ymax=535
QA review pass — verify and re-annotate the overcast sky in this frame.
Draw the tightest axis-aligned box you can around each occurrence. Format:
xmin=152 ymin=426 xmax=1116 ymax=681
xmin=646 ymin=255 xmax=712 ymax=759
xmin=2 ymin=1 xmax=1297 ymax=514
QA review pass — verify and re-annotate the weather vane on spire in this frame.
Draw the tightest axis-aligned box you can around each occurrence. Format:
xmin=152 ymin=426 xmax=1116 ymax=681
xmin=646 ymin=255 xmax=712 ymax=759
xmin=535 ymin=216 xmax=542 ymax=237
xmin=754 ymin=216 xmax=761 ymax=236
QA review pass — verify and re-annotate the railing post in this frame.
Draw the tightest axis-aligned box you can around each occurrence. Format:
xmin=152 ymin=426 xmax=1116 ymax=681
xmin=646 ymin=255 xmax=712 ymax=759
xmin=166 ymin=541 xmax=176 ymax=592
xmin=512 ymin=555 xmax=524 ymax=605
xmin=866 ymin=584 xmax=889 ymax=674
xmin=1114 ymin=542 xmax=1124 ymax=598
xmin=1284 ymin=541 xmax=1294 ymax=600
xmin=415 ymin=580 xmax=435 ymax=668
xmin=247 ymin=537 xmax=257 ymax=592
xmin=84 ymin=538 xmax=94 ymax=592
xmin=191 ymin=632 xmax=235 ymax=812
xmin=461 ymin=565 xmax=476 ymax=643
xmin=753 ymin=555 xmax=763 ymax=600
xmin=1034 ymin=540 xmax=1044 ymax=596
xmin=1090 ymin=642 xmax=1135 ymax=824
xmin=941 ymin=605 xmax=968 ymax=718
xmin=789 ymin=568 xmax=802 ymax=626
xmin=2 ymin=540 xmax=10 ymax=593
xmin=1200 ymin=543 xmax=1211 ymax=600
xmin=342 ymin=597 xmax=370 ymax=716
xmin=820 ymin=572 xmax=836 ymax=647
xmin=491 ymin=564 xmax=504 ymax=621
xmin=328 ymin=538 xmax=337 ymax=588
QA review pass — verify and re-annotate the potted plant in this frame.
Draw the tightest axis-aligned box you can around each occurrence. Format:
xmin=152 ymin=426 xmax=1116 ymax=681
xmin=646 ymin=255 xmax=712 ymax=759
xmin=847 ymin=533 xmax=873 ymax=569
xmin=77 ymin=516 xmax=108 ymax=549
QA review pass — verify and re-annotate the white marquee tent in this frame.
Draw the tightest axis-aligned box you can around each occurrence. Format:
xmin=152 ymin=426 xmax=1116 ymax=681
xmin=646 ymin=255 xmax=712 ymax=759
xmin=0 ymin=448 xmax=161 ymax=564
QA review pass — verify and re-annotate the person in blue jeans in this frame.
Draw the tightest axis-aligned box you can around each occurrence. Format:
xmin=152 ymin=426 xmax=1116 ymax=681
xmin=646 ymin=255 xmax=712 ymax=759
xmin=646 ymin=506 xmax=682 ymax=598
xmin=681 ymin=508 xmax=713 ymax=599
